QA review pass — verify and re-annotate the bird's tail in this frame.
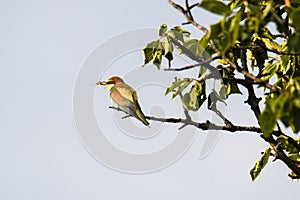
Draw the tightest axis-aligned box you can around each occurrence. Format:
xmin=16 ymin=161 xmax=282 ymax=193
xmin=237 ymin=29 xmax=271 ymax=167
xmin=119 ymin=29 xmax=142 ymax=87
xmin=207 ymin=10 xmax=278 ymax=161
xmin=125 ymin=101 xmax=150 ymax=126
xmin=135 ymin=109 xmax=150 ymax=126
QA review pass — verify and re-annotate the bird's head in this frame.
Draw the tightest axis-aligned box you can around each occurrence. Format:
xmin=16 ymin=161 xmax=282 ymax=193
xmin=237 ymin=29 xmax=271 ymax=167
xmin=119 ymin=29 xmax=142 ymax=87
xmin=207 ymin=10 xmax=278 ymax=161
xmin=96 ymin=76 xmax=124 ymax=91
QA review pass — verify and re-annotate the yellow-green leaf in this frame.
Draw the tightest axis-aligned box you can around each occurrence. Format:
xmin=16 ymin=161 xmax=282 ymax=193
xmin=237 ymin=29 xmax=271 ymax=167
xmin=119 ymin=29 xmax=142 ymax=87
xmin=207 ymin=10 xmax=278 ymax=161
xmin=250 ymin=148 xmax=271 ymax=181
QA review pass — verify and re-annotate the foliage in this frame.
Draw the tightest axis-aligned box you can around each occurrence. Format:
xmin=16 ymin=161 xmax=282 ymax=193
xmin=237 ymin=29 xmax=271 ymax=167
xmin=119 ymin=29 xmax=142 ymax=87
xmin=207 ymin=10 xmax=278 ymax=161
xmin=250 ymin=148 xmax=271 ymax=181
xmin=142 ymin=0 xmax=300 ymax=180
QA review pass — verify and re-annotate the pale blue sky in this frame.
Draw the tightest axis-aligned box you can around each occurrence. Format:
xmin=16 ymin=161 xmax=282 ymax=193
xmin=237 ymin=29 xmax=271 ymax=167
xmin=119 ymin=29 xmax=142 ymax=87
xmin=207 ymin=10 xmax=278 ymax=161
xmin=1 ymin=0 xmax=299 ymax=199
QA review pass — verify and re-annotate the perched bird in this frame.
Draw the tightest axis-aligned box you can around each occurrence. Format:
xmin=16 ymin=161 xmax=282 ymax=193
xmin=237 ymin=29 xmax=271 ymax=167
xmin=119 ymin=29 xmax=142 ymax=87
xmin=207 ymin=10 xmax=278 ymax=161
xmin=96 ymin=76 xmax=149 ymax=126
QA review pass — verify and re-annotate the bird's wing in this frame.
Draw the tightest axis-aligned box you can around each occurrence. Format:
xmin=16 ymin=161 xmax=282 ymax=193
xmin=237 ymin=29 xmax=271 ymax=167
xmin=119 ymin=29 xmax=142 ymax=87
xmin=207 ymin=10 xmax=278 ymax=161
xmin=115 ymin=84 xmax=138 ymax=103
xmin=110 ymin=84 xmax=149 ymax=126
xmin=132 ymin=90 xmax=138 ymax=102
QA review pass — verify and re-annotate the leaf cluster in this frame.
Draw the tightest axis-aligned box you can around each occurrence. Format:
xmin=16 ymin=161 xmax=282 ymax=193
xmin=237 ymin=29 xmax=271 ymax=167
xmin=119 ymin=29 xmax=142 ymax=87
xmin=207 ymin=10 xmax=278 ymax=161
xmin=142 ymin=0 xmax=300 ymax=180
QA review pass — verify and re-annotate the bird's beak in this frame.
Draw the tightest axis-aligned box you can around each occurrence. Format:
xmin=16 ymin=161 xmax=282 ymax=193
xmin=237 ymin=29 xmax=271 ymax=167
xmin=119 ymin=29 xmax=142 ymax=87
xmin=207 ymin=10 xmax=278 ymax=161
xmin=96 ymin=81 xmax=107 ymax=85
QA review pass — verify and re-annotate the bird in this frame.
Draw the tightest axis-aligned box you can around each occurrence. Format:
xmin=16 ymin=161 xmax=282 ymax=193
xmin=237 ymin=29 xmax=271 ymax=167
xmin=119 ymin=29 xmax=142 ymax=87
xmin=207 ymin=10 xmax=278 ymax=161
xmin=96 ymin=76 xmax=150 ymax=126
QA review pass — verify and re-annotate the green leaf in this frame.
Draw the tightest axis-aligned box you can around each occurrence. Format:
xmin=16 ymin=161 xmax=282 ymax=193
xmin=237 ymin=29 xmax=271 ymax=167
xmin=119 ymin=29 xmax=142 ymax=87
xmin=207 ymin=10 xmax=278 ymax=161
xmin=169 ymin=26 xmax=190 ymax=42
xmin=225 ymin=82 xmax=242 ymax=96
xmin=277 ymin=78 xmax=300 ymax=133
xmin=198 ymin=1 xmax=231 ymax=16
xmin=209 ymin=20 xmax=222 ymax=39
xmin=229 ymin=9 xmax=242 ymax=42
xmin=153 ymin=42 xmax=164 ymax=70
xmin=247 ymin=4 xmax=262 ymax=18
xmin=247 ymin=16 xmax=261 ymax=33
xmin=207 ymin=89 xmax=226 ymax=111
xmin=199 ymin=34 xmax=209 ymax=51
xmin=250 ymin=148 xmax=271 ymax=181
xmin=165 ymin=78 xmax=193 ymax=99
xmin=143 ymin=40 xmax=164 ymax=69
xmin=276 ymin=135 xmax=299 ymax=154
xmin=183 ymin=39 xmax=205 ymax=57
xmin=159 ymin=24 xmax=168 ymax=37
xmin=172 ymin=78 xmax=193 ymax=98
xmin=143 ymin=41 xmax=157 ymax=65
xmin=181 ymin=81 xmax=206 ymax=111
xmin=281 ymin=104 xmax=300 ymax=133
xmin=259 ymin=102 xmax=278 ymax=138
xmin=163 ymin=36 xmax=174 ymax=66
xmin=288 ymin=33 xmax=300 ymax=52
xmin=288 ymin=154 xmax=300 ymax=163
xmin=260 ymin=78 xmax=300 ymax=135
xmin=165 ymin=79 xmax=183 ymax=95
xmin=198 ymin=66 xmax=207 ymax=78
xmin=228 ymin=0 xmax=243 ymax=10
xmin=214 ymin=31 xmax=232 ymax=54
xmin=247 ymin=49 xmax=255 ymax=70
xmin=260 ymin=62 xmax=279 ymax=81
xmin=280 ymin=55 xmax=291 ymax=74
xmin=261 ymin=1 xmax=273 ymax=20
xmin=288 ymin=7 xmax=300 ymax=33
xmin=216 ymin=65 xmax=242 ymax=96
xmin=153 ymin=48 xmax=163 ymax=69
xmin=260 ymin=37 xmax=281 ymax=50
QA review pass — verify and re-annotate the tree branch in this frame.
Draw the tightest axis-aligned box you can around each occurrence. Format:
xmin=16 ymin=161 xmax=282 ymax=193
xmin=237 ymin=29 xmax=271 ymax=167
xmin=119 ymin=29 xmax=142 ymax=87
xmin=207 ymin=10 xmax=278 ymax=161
xmin=166 ymin=0 xmax=300 ymax=179
xmin=185 ymin=0 xmax=194 ymax=21
xmin=164 ymin=56 xmax=220 ymax=71
xmin=166 ymin=0 xmax=281 ymax=93
xmin=168 ymin=36 xmax=219 ymax=74
xmin=109 ymin=106 xmax=282 ymax=135
xmin=265 ymin=136 xmax=300 ymax=178
xmin=237 ymin=45 xmax=300 ymax=56
xmin=239 ymin=38 xmax=300 ymax=178
xmin=167 ymin=0 xmax=208 ymax=34
xmin=240 ymin=48 xmax=262 ymax=118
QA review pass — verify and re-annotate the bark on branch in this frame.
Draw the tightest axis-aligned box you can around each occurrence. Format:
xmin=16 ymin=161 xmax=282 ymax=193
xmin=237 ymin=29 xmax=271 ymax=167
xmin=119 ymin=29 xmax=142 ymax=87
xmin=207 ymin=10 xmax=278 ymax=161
xmin=166 ymin=0 xmax=281 ymax=93
xmin=166 ymin=0 xmax=300 ymax=179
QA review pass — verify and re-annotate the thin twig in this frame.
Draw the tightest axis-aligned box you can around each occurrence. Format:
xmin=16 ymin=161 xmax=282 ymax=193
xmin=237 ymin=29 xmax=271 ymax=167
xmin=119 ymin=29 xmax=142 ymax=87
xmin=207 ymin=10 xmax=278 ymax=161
xmin=164 ymin=56 xmax=220 ymax=71
xmin=166 ymin=0 xmax=300 ymax=178
xmin=168 ymin=36 xmax=219 ymax=74
xmin=263 ymin=46 xmax=300 ymax=56
xmin=185 ymin=0 xmax=194 ymax=20
xmin=237 ymin=45 xmax=300 ymax=56
xmin=273 ymin=34 xmax=287 ymax=39
xmin=108 ymin=106 xmax=283 ymax=134
xmin=167 ymin=0 xmax=208 ymax=34
xmin=189 ymin=3 xmax=198 ymax=10
xmin=167 ymin=0 xmax=281 ymax=93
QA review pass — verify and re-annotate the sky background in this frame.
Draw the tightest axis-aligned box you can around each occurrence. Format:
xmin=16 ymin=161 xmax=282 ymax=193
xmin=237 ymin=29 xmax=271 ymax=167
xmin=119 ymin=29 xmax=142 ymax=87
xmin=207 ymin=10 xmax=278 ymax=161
xmin=1 ymin=0 xmax=300 ymax=199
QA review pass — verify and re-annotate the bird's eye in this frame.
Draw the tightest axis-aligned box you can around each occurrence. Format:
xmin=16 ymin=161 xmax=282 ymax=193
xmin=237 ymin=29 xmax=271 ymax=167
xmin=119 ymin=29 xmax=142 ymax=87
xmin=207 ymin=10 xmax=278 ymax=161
xmin=107 ymin=81 xmax=115 ymax=84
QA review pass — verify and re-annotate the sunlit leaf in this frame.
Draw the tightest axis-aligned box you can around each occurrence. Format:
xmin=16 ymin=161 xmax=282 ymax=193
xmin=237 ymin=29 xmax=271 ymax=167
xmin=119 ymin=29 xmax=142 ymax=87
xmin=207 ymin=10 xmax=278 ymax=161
xmin=229 ymin=9 xmax=242 ymax=42
xmin=288 ymin=154 xmax=300 ymax=163
xmin=198 ymin=1 xmax=231 ymax=16
xmin=260 ymin=62 xmax=279 ymax=81
xmin=143 ymin=41 xmax=157 ymax=65
xmin=159 ymin=24 xmax=168 ymax=36
xmin=182 ymin=81 xmax=206 ymax=111
xmin=165 ymin=78 xmax=193 ymax=99
xmin=250 ymin=148 xmax=271 ymax=181
xmin=277 ymin=135 xmax=299 ymax=154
